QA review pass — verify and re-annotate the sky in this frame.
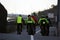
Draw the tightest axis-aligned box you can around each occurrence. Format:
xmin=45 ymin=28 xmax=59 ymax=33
xmin=0 ymin=0 xmax=58 ymax=15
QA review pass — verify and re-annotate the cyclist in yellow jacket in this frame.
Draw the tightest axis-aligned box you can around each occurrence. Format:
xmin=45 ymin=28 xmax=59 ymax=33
xmin=38 ymin=15 xmax=49 ymax=36
xmin=26 ymin=15 xmax=35 ymax=35
xmin=16 ymin=15 xmax=24 ymax=34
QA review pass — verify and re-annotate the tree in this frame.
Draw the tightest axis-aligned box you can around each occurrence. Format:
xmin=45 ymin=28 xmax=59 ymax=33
xmin=0 ymin=3 xmax=7 ymax=33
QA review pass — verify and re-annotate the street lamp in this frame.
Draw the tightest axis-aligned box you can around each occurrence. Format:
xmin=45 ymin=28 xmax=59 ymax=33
xmin=57 ymin=1 xmax=59 ymax=36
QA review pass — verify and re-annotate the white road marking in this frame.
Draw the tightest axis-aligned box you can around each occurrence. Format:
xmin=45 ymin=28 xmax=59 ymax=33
xmin=36 ymin=30 xmax=40 ymax=34
xmin=31 ymin=28 xmax=40 ymax=40
xmin=31 ymin=35 xmax=34 ymax=40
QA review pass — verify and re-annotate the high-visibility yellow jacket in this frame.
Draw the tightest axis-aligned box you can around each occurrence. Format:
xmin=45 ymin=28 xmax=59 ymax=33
xmin=17 ymin=16 xmax=22 ymax=23
xmin=38 ymin=18 xmax=49 ymax=24
xmin=38 ymin=18 xmax=49 ymax=23
xmin=25 ymin=17 xmax=35 ymax=24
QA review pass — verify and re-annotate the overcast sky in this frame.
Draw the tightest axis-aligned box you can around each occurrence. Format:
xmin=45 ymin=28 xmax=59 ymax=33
xmin=0 ymin=0 xmax=57 ymax=15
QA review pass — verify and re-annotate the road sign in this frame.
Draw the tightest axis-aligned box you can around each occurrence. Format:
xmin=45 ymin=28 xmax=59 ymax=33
xmin=48 ymin=13 xmax=54 ymax=18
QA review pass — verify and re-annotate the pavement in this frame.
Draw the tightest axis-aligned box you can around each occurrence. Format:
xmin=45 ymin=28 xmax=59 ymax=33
xmin=0 ymin=25 xmax=60 ymax=40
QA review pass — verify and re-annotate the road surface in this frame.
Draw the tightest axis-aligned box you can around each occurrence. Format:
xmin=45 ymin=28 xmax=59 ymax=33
xmin=0 ymin=25 xmax=60 ymax=40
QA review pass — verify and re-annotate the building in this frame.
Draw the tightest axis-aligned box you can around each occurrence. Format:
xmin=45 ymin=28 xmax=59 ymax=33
xmin=38 ymin=5 xmax=58 ymax=27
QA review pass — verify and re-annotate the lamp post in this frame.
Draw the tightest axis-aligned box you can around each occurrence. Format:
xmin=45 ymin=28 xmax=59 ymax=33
xmin=57 ymin=0 xmax=59 ymax=36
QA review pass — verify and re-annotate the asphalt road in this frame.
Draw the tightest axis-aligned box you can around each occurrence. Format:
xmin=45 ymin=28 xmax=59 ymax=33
xmin=0 ymin=25 xmax=60 ymax=40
